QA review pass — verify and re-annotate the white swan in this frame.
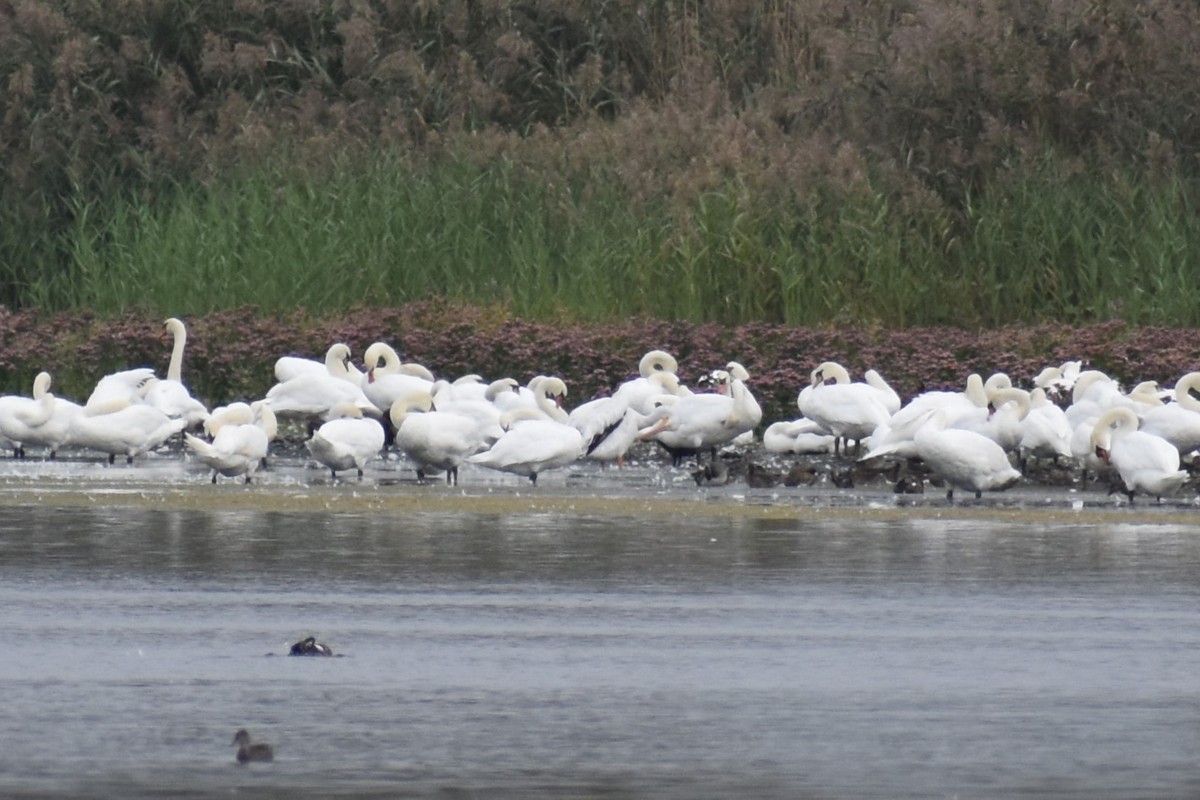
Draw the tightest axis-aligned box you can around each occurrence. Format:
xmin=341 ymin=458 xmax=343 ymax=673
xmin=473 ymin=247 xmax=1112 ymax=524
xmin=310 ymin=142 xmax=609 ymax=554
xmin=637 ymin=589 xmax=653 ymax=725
xmin=610 ymin=350 xmax=680 ymax=414
xmin=361 ymin=342 xmax=435 ymax=414
xmin=1018 ymin=388 xmax=1073 ymax=464
xmin=798 ymin=362 xmax=891 ymax=455
xmin=274 ymin=343 xmax=364 ymax=384
xmin=1137 ymin=372 xmax=1200 ymax=455
xmin=913 ymin=408 xmax=1022 ymax=502
xmin=1090 ymin=406 xmax=1186 ymax=502
xmin=264 ymin=365 xmax=377 ymax=422
xmin=0 ymin=372 xmax=82 ymax=458
xmin=467 ymin=408 xmax=585 ymax=484
xmin=952 ymin=387 xmax=1031 ymax=454
xmin=862 ymin=374 xmax=990 ymax=461
xmin=390 ymin=391 xmax=489 ymax=484
xmin=305 ymin=403 xmax=386 ymax=479
xmin=490 ymin=376 xmax=570 ymax=422
xmin=84 ymin=367 xmax=156 ymax=416
xmin=185 ymin=402 xmax=275 ymax=484
xmin=67 ymin=403 xmax=187 ymax=464
xmin=568 ymin=373 xmax=680 ymax=466
xmin=649 ymin=369 xmax=760 ymax=466
xmin=762 ymin=419 xmax=837 ymax=455
xmin=142 ymin=317 xmax=209 ymax=429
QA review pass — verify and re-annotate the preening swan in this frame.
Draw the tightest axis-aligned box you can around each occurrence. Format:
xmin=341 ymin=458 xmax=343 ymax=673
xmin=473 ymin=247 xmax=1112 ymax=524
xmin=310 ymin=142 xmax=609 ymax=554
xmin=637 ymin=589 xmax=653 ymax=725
xmin=913 ymin=408 xmax=1022 ymax=502
xmin=390 ymin=391 xmax=489 ymax=485
xmin=0 ymin=372 xmax=82 ymax=458
xmin=84 ymin=367 xmax=156 ymax=416
xmin=361 ymin=342 xmax=435 ymax=414
xmin=67 ymin=404 xmax=187 ymax=464
xmin=467 ymin=408 xmax=586 ymax=484
xmin=798 ymin=362 xmax=891 ymax=455
xmin=185 ymin=402 xmax=274 ymax=483
xmin=649 ymin=369 xmax=760 ymax=466
xmin=1136 ymin=372 xmax=1200 ymax=455
xmin=305 ymin=403 xmax=385 ymax=479
xmin=142 ymin=318 xmax=209 ymax=429
xmin=1090 ymin=406 xmax=1186 ymax=502
xmin=763 ymin=419 xmax=837 ymax=455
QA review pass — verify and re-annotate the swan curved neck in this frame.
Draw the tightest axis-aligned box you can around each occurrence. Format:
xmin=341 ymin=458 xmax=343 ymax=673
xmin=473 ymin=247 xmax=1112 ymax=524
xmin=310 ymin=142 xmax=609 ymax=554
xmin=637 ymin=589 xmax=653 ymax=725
xmin=167 ymin=321 xmax=186 ymax=382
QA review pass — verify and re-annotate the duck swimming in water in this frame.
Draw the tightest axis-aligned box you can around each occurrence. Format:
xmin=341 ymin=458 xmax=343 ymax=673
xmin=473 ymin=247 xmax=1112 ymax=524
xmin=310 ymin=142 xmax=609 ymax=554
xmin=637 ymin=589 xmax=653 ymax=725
xmin=232 ymin=729 xmax=273 ymax=763
xmin=289 ymin=636 xmax=334 ymax=657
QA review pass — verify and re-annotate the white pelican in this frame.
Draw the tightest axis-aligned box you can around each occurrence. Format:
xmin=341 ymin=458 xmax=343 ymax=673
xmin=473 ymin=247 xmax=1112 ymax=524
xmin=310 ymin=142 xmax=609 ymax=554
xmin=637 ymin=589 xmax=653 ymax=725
xmin=305 ymin=403 xmax=386 ymax=479
xmin=1090 ymin=406 xmax=1186 ymax=502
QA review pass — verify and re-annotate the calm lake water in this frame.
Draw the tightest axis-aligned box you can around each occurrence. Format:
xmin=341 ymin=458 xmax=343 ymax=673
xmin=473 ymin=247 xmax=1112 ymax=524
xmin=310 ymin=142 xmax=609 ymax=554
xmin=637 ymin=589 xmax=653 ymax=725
xmin=0 ymin=458 xmax=1198 ymax=798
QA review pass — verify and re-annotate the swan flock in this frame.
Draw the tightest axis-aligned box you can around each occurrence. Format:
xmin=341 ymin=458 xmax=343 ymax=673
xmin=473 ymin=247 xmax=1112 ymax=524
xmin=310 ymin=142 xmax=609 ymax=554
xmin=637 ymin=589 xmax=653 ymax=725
xmin=0 ymin=320 xmax=1196 ymax=504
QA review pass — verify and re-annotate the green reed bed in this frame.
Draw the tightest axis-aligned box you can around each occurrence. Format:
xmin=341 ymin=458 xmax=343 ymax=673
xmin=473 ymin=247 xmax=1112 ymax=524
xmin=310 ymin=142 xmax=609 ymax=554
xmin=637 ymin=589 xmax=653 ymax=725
xmin=39 ymin=154 xmax=1200 ymax=328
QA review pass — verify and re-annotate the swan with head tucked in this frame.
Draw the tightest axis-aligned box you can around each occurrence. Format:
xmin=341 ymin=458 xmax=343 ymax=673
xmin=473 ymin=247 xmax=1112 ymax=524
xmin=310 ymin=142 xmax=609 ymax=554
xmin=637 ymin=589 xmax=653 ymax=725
xmin=142 ymin=318 xmax=209 ymax=429
xmin=305 ymin=402 xmax=386 ymax=479
xmin=1018 ymin=388 xmax=1073 ymax=465
xmin=467 ymin=408 xmax=587 ymax=484
xmin=913 ymin=407 xmax=1022 ymax=502
xmin=185 ymin=402 xmax=274 ymax=484
xmin=274 ymin=343 xmax=363 ymax=384
xmin=0 ymin=372 xmax=82 ymax=458
xmin=66 ymin=403 xmax=187 ymax=464
xmin=952 ymin=387 xmax=1031 ymax=454
xmin=763 ymin=419 xmax=837 ymax=455
xmin=1090 ymin=406 xmax=1186 ymax=502
xmin=862 ymin=373 xmax=990 ymax=461
xmin=390 ymin=391 xmax=489 ymax=485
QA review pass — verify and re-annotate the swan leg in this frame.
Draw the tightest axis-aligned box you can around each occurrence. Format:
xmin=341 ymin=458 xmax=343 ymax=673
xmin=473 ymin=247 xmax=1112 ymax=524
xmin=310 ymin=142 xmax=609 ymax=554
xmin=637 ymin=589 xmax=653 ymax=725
xmin=446 ymin=467 xmax=457 ymax=486
xmin=974 ymin=490 xmax=982 ymax=500
xmin=108 ymin=453 xmax=116 ymax=466
xmin=945 ymin=487 xmax=955 ymax=503
xmin=530 ymin=473 xmax=538 ymax=486
xmin=211 ymin=471 xmax=218 ymax=485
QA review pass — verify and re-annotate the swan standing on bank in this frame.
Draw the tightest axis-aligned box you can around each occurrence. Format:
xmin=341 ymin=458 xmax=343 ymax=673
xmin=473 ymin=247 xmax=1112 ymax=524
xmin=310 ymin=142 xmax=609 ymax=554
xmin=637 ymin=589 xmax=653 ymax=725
xmin=1090 ymin=406 xmax=1186 ymax=502
xmin=0 ymin=372 xmax=82 ymax=458
xmin=1136 ymin=372 xmax=1200 ymax=455
xmin=143 ymin=318 xmax=209 ymax=430
xmin=390 ymin=391 xmax=489 ymax=485
xmin=913 ymin=408 xmax=1022 ymax=502
xmin=798 ymin=362 xmax=891 ymax=456
xmin=649 ymin=368 xmax=761 ymax=466
xmin=305 ymin=402 xmax=386 ymax=479
xmin=67 ymin=404 xmax=187 ymax=464
xmin=185 ymin=402 xmax=275 ymax=484
xmin=468 ymin=408 xmax=589 ymax=484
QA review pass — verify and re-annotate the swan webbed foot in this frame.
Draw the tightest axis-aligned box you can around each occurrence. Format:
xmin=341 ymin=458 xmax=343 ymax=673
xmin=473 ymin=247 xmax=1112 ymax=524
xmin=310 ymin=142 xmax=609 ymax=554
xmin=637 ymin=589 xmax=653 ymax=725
xmin=529 ymin=473 xmax=538 ymax=486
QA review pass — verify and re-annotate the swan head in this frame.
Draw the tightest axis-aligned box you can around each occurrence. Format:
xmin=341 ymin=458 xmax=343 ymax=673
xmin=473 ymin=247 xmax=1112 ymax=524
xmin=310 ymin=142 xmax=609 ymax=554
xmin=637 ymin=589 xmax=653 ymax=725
xmin=725 ymin=361 xmax=750 ymax=382
xmin=484 ymin=378 xmax=520 ymax=402
xmin=362 ymin=342 xmax=400 ymax=372
xmin=812 ymin=361 xmax=850 ymax=387
xmin=327 ymin=402 xmax=365 ymax=421
xmin=388 ymin=391 xmax=433 ymax=428
xmin=165 ymin=317 xmax=186 ymax=337
xmin=638 ymin=350 xmax=678 ymax=378
xmin=32 ymin=371 xmax=52 ymax=398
